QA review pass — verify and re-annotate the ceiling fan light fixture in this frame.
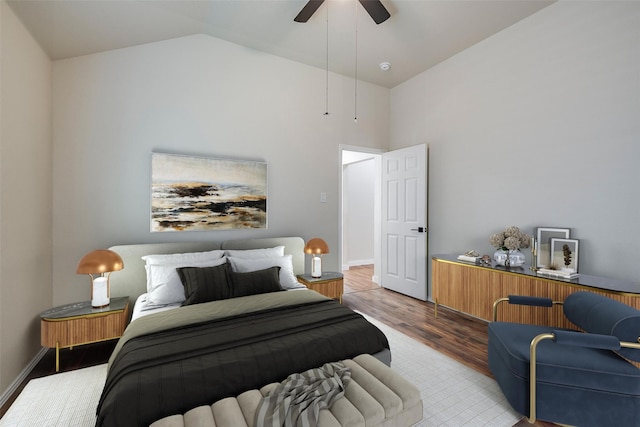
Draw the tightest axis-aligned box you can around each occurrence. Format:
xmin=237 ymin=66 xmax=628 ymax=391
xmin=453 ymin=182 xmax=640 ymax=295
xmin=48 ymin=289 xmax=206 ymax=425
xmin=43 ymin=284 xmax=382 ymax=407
xmin=379 ymin=61 xmax=391 ymax=71
xmin=294 ymin=0 xmax=390 ymax=24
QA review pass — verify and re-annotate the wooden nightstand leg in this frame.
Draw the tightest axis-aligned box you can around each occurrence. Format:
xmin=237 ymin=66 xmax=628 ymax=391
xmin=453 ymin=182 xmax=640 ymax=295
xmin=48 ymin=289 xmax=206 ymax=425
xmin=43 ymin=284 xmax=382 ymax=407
xmin=55 ymin=341 xmax=60 ymax=372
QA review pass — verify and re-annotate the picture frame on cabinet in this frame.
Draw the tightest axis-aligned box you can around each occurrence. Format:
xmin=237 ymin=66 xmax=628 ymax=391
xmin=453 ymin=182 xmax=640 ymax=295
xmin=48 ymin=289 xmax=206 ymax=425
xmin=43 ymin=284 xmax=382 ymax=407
xmin=550 ymin=238 xmax=579 ymax=273
xmin=536 ymin=227 xmax=570 ymax=268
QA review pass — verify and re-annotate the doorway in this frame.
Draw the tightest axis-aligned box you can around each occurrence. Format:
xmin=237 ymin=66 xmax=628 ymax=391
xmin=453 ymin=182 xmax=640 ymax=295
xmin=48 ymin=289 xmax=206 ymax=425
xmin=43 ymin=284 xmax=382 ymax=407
xmin=340 ymin=146 xmax=382 ymax=285
xmin=340 ymin=144 xmax=429 ymax=301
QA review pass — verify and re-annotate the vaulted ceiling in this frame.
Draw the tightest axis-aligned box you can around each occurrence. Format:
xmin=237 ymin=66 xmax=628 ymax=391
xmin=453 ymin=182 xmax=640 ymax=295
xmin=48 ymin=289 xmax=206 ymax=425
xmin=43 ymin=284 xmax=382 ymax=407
xmin=8 ymin=0 xmax=554 ymax=88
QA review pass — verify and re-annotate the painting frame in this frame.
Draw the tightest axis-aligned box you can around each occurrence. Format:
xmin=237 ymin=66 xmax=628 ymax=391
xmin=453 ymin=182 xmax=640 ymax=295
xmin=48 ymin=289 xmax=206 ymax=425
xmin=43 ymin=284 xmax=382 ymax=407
xmin=550 ymin=238 xmax=579 ymax=273
xmin=536 ymin=227 xmax=570 ymax=268
xmin=150 ymin=152 xmax=267 ymax=232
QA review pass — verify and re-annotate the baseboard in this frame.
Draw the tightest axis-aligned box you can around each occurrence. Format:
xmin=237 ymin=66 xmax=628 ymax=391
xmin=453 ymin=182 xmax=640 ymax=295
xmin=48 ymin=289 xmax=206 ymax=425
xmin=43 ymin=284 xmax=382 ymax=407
xmin=347 ymin=259 xmax=374 ymax=267
xmin=0 ymin=347 xmax=48 ymax=408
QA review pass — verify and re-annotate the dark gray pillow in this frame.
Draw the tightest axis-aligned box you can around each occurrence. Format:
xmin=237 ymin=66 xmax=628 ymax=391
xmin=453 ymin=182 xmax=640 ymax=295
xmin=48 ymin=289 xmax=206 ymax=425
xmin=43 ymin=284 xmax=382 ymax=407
xmin=177 ymin=263 xmax=231 ymax=306
xmin=229 ymin=266 xmax=283 ymax=298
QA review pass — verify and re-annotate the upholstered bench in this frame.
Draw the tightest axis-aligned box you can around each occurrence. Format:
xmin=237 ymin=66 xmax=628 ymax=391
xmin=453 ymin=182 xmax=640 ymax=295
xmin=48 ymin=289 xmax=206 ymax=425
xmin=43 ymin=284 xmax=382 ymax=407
xmin=150 ymin=354 xmax=423 ymax=427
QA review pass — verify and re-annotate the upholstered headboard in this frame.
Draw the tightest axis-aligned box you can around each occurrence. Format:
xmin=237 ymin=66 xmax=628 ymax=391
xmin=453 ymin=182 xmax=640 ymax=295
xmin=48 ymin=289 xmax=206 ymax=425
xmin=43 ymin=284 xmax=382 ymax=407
xmin=108 ymin=237 xmax=305 ymax=307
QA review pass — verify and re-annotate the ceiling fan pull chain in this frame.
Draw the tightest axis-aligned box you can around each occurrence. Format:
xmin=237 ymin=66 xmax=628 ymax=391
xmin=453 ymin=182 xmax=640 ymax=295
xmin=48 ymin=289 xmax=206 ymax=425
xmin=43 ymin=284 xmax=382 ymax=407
xmin=354 ymin=0 xmax=358 ymax=123
xmin=324 ymin=2 xmax=330 ymax=116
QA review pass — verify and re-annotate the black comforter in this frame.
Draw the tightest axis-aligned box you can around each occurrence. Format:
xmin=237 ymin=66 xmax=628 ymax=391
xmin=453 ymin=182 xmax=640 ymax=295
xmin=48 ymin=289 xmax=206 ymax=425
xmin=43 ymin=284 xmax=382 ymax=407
xmin=96 ymin=292 xmax=389 ymax=427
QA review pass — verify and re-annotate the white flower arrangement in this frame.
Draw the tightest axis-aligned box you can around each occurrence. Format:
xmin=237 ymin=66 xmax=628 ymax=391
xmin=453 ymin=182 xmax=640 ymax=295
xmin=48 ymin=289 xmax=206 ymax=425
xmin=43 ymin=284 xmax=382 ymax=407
xmin=489 ymin=226 xmax=532 ymax=251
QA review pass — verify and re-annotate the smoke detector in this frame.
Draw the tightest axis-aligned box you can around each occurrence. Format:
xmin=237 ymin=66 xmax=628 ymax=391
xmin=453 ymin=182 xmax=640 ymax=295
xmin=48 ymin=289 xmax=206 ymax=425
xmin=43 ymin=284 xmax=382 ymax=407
xmin=379 ymin=61 xmax=391 ymax=71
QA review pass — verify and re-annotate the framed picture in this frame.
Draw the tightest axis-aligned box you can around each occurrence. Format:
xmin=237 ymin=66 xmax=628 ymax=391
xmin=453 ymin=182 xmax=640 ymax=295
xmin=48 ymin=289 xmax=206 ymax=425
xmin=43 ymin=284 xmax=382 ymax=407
xmin=151 ymin=152 xmax=267 ymax=232
xmin=536 ymin=227 xmax=570 ymax=268
xmin=550 ymin=238 xmax=579 ymax=273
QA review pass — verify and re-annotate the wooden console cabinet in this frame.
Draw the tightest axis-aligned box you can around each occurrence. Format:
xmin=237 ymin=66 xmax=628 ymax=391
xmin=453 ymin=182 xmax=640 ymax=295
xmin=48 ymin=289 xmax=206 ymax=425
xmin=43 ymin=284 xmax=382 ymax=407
xmin=432 ymin=255 xmax=640 ymax=329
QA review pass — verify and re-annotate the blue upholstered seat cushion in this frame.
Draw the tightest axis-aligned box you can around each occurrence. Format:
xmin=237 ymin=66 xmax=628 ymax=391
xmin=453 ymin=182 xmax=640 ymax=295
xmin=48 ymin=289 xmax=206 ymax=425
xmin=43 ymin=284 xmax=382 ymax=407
xmin=488 ymin=322 xmax=640 ymax=394
xmin=564 ymin=291 xmax=640 ymax=361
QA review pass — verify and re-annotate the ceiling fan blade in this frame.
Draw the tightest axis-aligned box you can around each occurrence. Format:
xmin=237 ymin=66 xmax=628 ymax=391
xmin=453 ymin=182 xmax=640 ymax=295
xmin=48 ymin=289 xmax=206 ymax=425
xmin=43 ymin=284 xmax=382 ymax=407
xmin=294 ymin=0 xmax=325 ymax=23
xmin=358 ymin=0 xmax=390 ymax=24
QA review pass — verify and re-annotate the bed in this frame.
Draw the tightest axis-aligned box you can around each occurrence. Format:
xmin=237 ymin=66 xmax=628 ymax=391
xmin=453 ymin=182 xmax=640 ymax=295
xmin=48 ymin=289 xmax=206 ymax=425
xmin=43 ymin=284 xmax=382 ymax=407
xmin=97 ymin=237 xmax=392 ymax=427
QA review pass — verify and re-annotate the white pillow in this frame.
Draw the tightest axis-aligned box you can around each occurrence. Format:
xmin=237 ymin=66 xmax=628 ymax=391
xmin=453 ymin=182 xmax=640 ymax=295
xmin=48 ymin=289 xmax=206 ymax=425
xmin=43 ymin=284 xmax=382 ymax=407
xmin=145 ymin=256 xmax=227 ymax=306
xmin=223 ymin=246 xmax=284 ymax=259
xmin=227 ymin=255 xmax=304 ymax=290
xmin=142 ymin=249 xmax=225 ymax=292
xmin=142 ymin=249 xmax=224 ymax=266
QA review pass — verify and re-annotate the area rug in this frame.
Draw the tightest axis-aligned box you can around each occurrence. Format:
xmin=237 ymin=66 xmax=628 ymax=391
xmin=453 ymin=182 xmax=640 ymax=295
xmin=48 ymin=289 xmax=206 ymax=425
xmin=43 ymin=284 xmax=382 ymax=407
xmin=361 ymin=314 xmax=521 ymax=426
xmin=0 ymin=364 xmax=106 ymax=426
xmin=1 ymin=320 xmax=520 ymax=427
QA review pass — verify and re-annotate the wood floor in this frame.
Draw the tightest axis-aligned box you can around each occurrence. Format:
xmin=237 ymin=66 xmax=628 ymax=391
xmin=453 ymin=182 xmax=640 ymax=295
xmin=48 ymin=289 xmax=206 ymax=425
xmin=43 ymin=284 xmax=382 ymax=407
xmin=342 ymin=265 xmax=492 ymax=376
xmin=1 ymin=264 xmax=551 ymax=425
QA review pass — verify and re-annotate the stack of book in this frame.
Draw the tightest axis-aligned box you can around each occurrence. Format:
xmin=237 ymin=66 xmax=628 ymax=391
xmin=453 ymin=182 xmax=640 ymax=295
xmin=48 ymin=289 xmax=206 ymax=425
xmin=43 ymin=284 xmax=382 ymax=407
xmin=457 ymin=252 xmax=479 ymax=263
xmin=536 ymin=268 xmax=579 ymax=279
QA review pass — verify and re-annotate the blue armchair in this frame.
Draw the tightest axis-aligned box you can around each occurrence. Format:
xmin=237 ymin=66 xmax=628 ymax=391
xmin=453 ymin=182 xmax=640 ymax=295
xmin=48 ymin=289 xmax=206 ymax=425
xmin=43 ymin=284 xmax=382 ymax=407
xmin=488 ymin=291 xmax=640 ymax=426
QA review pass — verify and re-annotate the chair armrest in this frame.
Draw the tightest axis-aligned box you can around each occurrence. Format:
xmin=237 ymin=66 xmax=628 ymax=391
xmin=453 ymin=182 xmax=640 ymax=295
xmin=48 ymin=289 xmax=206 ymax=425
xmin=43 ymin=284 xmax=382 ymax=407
xmin=552 ymin=330 xmax=620 ymax=350
xmin=492 ymin=295 xmax=563 ymax=321
xmin=509 ymin=295 xmax=553 ymax=307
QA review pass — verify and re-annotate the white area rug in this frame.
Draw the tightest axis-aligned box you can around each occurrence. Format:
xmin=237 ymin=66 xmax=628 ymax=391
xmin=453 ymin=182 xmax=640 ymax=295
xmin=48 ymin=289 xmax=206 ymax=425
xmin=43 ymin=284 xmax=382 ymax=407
xmin=0 ymin=364 xmax=106 ymax=426
xmin=362 ymin=315 xmax=521 ymax=426
xmin=1 ymin=318 xmax=520 ymax=427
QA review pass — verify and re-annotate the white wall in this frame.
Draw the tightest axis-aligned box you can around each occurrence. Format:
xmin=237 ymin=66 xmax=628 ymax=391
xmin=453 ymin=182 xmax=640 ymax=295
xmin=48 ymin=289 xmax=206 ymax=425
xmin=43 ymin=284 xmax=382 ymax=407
xmin=0 ymin=0 xmax=52 ymax=394
xmin=52 ymin=34 xmax=390 ymax=305
xmin=342 ymin=158 xmax=375 ymax=268
xmin=390 ymin=1 xmax=640 ymax=292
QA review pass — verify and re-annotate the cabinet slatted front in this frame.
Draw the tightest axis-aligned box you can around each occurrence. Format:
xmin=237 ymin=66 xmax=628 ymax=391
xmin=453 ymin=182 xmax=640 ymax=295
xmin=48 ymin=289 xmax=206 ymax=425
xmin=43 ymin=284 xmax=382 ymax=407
xmin=40 ymin=297 xmax=129 ymax=371
xmin=41 ymin=309 xmax=128 ymax=348
xmin=432 ymin=256 xmax=640 ymax=329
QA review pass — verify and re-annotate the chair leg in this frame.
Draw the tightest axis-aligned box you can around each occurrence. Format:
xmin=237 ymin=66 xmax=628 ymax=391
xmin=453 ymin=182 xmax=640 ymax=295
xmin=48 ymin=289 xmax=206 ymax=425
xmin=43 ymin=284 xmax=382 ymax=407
xmin=528 ymin=333 xmax=555 ymax=424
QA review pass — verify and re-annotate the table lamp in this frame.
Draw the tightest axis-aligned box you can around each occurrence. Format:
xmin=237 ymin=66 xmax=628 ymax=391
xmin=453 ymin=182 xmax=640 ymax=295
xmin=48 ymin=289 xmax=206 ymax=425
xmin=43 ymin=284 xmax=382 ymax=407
xmin=304 ymin=238 xmax=329 ymax=278
xmin=76 ymin=249 xmax=124 ymax=308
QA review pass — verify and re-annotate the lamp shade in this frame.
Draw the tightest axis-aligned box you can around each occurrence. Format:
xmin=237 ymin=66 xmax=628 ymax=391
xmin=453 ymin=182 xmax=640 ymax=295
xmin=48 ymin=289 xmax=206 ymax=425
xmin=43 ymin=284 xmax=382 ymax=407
xmin=304 ymin=238 xmax=329 ymax=255
xmin=76 ymin=249 xmax=124 ymax=274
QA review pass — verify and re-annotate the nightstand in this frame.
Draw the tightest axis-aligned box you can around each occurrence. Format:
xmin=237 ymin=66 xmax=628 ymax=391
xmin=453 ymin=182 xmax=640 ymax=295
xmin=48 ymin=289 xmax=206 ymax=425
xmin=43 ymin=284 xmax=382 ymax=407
xmin=40 ymin=296 xmax=130 ymax=371
xmin=297 ymin=272 xmax=344 ymax=303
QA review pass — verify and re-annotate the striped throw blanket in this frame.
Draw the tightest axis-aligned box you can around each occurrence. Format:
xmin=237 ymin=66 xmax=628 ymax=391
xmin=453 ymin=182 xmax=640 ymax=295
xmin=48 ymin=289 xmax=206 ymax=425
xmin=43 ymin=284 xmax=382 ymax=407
xmin=255 ymin=362 xmax=351 ymax=427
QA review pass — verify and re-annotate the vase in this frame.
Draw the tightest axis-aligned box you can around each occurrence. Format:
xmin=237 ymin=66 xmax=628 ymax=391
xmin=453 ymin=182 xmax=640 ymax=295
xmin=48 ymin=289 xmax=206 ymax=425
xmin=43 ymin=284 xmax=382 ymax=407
xmin=493 ymin=249 xmax=525 ymax=267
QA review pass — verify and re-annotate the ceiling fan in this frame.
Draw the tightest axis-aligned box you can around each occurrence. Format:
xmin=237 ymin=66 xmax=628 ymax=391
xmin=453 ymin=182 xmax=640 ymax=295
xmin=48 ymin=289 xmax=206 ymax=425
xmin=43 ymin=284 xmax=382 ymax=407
xmin=294 ymin=0 xmax=391 ymax=25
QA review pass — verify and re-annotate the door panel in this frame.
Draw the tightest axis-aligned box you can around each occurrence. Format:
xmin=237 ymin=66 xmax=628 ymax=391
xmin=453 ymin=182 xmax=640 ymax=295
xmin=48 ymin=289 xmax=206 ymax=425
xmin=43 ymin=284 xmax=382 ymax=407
xmin=387 ymin=180 xmax=398 ymax=221
xmin=386 ymin=234 xmax=398 ymax=276
xmin=381 ymin=144 xmax=428 ymax=300
xmin=405 ymin=178 xmax=417 ymax=222
xmin=405 ymin=236 xmax=418 ymax=281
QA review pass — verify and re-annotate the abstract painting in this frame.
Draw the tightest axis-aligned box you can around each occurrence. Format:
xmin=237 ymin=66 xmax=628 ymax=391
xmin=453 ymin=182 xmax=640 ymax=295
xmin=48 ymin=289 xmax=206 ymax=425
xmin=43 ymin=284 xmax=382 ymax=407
xmin=151 ymin=153 xmax=267 ymax=232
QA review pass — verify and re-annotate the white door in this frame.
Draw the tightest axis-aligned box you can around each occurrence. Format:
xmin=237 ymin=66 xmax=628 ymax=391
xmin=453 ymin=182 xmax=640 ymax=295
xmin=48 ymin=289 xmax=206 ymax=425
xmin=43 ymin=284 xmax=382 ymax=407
xmin=381 ymin=144 xmax=428 ymax=300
